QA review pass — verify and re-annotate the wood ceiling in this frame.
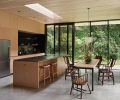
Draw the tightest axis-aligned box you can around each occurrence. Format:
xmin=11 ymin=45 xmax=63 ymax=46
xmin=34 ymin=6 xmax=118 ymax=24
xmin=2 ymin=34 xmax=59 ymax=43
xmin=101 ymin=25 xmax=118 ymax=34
xmin=0 ymin=0 xmax=120 ymax=24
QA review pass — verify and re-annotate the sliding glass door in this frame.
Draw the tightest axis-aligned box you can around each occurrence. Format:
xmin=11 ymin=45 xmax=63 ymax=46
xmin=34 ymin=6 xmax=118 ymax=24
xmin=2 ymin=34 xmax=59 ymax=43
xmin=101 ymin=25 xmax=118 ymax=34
xmin=46 ymin=25 xmax=54 ymax=54
xmin=109 ymin=20 xmax=120 ymax=65
xmin=75 ymin=22 xmax=90 ymax=60
xmin=60 ymin=25 xmax=67 ymax=54
xmin=46 ymin=20 xmax=120 ymax=66
xmin=91 ymin=21 xmax=108 ymax=63
xmin=46 ymin=23 xmax=74 ymax=60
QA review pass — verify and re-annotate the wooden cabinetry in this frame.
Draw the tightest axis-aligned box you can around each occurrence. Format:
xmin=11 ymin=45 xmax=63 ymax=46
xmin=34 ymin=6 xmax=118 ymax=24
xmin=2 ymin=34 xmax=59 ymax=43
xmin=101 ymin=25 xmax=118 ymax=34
xmin=13 ymin=57 xmax=57 ymax=88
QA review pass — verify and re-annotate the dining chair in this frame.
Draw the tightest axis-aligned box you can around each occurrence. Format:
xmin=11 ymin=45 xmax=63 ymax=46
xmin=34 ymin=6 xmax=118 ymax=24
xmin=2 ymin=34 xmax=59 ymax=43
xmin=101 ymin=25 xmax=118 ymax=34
xmin=95 ymin=55 xmax=103 ymax=81
xmin=70 ymin=70 xmax=91 ymax=99
xmin=95 ymin=55 xmax=102 ymax=68
xmin=63 ymin=55 xmax=74 ymax=80
xmin=98 ymin=58 xmax=117 ymax=85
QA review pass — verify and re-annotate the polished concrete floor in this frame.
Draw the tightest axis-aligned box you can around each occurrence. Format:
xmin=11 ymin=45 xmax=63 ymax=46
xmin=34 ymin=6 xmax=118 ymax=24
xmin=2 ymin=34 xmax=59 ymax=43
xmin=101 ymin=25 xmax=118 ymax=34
xmin=0 ymin=69 xmax=120 ymax=100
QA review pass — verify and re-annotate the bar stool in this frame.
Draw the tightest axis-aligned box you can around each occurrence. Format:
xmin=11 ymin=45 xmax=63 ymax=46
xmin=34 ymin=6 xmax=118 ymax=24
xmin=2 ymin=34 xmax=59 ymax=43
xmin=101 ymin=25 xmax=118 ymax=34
xmin=50 ymin=62 xmax=57 ymax=81
xmin=40 ymin=65 xmax=51 ymax=85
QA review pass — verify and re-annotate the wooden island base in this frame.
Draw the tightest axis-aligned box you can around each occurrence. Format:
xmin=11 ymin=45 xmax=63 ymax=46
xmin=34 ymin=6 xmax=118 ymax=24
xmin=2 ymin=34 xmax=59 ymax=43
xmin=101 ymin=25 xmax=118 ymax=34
xmin=13 ymin=55 xmax=66 ymax=88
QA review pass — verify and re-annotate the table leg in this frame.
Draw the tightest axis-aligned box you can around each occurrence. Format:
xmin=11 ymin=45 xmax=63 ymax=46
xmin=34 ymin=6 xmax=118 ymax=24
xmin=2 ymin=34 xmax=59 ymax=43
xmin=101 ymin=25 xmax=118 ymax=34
xmin=92 ymin=68 xmax=94 ymax=91
xmin=78 ymin=69 xmax=80 ymax=76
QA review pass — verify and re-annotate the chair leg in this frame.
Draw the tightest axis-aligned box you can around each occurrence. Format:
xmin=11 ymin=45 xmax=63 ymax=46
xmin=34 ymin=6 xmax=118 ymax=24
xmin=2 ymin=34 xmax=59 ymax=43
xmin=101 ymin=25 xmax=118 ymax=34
xmin=112 ymin=73 xmax=115 ymax=85
xmin=87 ymin=83 xmax=91 ymax=94
xmin=102 ymin=73 xmax=104 ymax=85
xmin=98 ymin=70 xmax=100 ymax=81
xmin=70 ymin=84 xmax=73 ymax=95
xmin=65 ymin=69 xmax=67 ymax=80
xmin=80 ymin=85 xmax=83 ymax=99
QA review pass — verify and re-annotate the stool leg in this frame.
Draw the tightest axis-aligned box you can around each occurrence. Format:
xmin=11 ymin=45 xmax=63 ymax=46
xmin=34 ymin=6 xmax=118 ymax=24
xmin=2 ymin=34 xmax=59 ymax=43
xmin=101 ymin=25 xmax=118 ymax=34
xmin=44 ymin=79 xmax=46 ymax=86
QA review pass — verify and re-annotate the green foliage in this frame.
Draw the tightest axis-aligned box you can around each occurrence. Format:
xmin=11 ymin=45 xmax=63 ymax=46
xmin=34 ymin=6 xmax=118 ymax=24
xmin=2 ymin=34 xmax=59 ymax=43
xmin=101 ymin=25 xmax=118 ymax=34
xmin=47 ymin=23 xmax=120 ymax=64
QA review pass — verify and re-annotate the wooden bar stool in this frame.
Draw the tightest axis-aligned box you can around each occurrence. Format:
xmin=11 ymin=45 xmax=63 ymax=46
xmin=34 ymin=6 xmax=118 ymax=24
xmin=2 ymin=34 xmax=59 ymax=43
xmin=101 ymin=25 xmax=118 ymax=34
xmin=40 ymin=65 xmax=51 ymax=85
xmin=50 ymin=62 xmax=57 ymax=81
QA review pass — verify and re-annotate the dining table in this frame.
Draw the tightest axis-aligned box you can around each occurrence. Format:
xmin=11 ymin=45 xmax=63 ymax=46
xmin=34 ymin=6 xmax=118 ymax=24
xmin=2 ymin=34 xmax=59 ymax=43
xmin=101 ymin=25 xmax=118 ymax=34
xmin=74 ymin=59 xmax=100 ymax=91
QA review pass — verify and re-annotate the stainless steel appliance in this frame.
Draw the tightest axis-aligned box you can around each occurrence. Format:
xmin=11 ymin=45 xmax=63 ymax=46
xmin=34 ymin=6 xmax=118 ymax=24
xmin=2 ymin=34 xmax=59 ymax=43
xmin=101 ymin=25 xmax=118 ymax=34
xmin=0 ymin=39 xmax=10 ymax=78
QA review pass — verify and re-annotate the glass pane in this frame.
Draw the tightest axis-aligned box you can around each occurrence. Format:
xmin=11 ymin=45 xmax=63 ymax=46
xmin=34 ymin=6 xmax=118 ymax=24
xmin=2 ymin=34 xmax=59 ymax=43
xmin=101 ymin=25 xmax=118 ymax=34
xmin=68 ymin=25 xmax=73 ymax=57
xmin=91 ymin=21 xmax=108 ymax=63
xmin=75 ymin=22 xmax=90 ymax=60
xmin=47 ymin=25 xmax=54 ymax=54
xmin=109 ymin=20 xmax=120 ymax=65
xmin=55 ymin=25 xmax=59 ymax=54
xmin=60 ymin=25 xmax=67 ymax=54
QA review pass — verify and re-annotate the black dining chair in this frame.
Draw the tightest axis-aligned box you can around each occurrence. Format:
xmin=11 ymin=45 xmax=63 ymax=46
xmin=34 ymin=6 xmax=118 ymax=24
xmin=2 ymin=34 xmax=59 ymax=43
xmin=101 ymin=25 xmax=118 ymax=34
xmin=70 ymin=70 xmax=91 ymax=99
xmin=63 ymin=55 xmax=75 ymax=80
xmin=98 ymin=58 xmax=117 ymax=85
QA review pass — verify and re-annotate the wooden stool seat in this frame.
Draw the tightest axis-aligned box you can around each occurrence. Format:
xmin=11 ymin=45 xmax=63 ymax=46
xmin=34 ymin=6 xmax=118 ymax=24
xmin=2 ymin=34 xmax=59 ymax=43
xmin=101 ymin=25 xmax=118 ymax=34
xmin=40 ymin=65 xmax=51 ymax=85
xmin=50 ymin=62 xmax=57 ymax=81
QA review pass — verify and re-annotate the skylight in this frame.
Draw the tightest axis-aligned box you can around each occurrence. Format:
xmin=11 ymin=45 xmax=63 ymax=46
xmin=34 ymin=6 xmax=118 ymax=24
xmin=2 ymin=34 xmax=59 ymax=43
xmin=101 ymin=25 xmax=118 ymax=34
xmin=24 ymin=3 xmax=62 ymax=19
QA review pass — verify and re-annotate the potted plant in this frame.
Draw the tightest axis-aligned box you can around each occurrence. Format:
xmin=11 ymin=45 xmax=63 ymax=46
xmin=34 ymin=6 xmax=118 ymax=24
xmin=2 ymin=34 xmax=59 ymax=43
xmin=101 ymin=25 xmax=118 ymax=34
xmin=84 ymin=50 xmax=92 ymax=64
xmin=83 ymin=37 xmax=94 ymax=64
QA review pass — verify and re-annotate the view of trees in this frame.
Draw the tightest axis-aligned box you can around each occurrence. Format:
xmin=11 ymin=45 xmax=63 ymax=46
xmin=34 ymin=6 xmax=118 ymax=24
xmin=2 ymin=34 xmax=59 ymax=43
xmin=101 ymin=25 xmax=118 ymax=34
xmin=46 ymin=21 xmax=120 ymax=64
xmin=47 ymin=25 xmax=54 ymax=54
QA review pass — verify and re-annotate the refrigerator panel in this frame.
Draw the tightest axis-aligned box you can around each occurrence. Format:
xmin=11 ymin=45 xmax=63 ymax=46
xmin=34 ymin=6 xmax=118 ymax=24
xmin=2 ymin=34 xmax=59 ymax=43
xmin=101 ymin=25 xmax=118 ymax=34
xmin=0 ymin=40 xmax=10 ymax=61
xmin=0 ymin=40 xmax=10 ymax=78
xmin=0 ymin=61 xmax=10 ymax=77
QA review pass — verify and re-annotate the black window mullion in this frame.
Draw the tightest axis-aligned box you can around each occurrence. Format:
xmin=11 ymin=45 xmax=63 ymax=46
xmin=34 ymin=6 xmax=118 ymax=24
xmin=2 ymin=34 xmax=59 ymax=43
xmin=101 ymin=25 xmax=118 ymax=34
xmin=45 ymin=25 xmax=47 ymax=54
xmin=72 ymin=23 xmax=75 ymax=64
xmin=58 ymin=25 xmax=60 ymax=54
xmin=107 ymin=20 xmax=110 ymax=61
xmin=67 ymin=25 xmax=69 ymax=54
xmin=53 ymin=25 xmax=55 ymax=54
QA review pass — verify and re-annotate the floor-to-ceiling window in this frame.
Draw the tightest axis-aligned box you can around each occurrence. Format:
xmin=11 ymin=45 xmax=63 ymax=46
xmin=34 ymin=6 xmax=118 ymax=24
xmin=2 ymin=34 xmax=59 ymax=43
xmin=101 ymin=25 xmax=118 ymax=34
xmin=60 ymin=25 xmax=67 ymax=54
xmin=91 ymin=21 xmax=108 ymax=63
xmin=46 ymin=25 xmax=54 ymax=54
xmin=75 ymin=22 xmax=90 ymax=60
xmin=109 ymin=20 xmax=120 ymax=65
xmin=46 ymin=20 xmax=120 ymax=65
xmin=55 ymin=25 xmax=59 ymax=54
xmin=68 ymin=25 xmax=73 ymax=56
xmin=46 ymin=23 xmax=74 ymax=61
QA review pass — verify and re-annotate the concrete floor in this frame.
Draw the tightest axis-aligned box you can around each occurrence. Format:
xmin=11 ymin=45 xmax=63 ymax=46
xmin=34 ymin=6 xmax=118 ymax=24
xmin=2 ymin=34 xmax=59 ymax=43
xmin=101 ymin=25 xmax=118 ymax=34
xmin=0 ymin=69 xmax=120 ymax=100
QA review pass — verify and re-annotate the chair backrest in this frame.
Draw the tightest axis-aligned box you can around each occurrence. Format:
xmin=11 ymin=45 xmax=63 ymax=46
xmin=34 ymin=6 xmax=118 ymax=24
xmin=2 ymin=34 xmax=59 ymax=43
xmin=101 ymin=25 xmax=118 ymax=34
xmin=95 ymin=55 xmax=102 ymax=68
xmin=63 ymin=55 xmax=72 ymax=68
xmin=71 ymin=70 xmax=88 ymax=83
xmin=108 ymin=58 xmax=117 ymax=69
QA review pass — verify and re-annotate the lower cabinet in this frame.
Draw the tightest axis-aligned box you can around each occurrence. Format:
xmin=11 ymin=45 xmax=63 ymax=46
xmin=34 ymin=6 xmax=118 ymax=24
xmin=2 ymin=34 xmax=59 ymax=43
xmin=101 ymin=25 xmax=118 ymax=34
xmin=13 ymin=58 xmax=58 ymax=88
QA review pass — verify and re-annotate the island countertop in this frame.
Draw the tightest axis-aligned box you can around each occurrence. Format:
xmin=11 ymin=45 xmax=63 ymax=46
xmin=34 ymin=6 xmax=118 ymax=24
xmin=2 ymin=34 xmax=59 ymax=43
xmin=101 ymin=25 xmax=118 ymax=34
xmin=14 ymin=54 xmax=64 ymax=62
xmin=13 ymin=54 xmax=66 ymax=88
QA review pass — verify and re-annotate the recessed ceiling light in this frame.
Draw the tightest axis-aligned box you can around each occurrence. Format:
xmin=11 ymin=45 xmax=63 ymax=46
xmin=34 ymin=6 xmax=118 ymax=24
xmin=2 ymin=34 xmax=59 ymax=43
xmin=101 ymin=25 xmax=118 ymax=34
xmin=24 ymin=3 xmax=62 ymax=19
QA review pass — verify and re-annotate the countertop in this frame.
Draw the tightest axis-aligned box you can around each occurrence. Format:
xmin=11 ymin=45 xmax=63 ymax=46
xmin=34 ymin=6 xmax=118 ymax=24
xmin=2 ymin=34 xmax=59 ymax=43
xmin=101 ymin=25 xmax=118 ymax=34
xmin=14 ymin=54 xmax=64 ymax=62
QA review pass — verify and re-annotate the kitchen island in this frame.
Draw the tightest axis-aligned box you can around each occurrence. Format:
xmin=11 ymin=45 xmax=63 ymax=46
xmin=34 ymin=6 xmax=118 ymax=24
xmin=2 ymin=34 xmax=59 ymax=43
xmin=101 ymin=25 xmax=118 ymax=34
xmin=13 ymin=54 xmax=65 ymax=88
